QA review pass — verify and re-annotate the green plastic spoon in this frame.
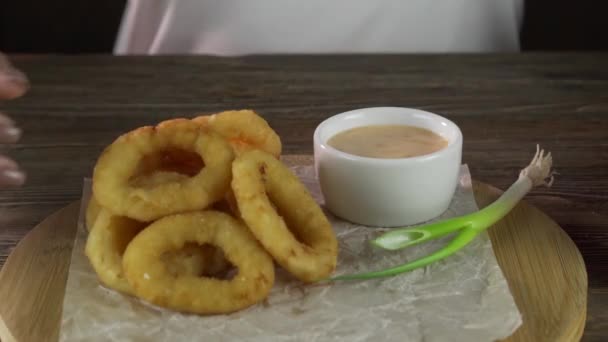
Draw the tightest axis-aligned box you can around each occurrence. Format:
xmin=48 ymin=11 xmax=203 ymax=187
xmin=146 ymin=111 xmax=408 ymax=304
xmin=328 ymin=146 xmax=554 ymax=281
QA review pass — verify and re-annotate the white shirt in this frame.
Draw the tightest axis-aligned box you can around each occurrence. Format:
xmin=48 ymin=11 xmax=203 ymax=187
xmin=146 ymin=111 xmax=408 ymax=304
xmin=115 ymin=0 xmax=524 ymax=55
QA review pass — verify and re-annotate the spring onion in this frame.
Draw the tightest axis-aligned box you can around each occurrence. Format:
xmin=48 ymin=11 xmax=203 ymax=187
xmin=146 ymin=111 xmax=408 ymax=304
xmin=329 ymin=145 xmax=554 ymax=281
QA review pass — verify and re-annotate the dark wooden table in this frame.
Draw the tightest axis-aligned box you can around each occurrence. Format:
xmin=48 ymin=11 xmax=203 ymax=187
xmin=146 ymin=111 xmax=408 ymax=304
xmin=0 ymin=54 xmax=607 ymax=341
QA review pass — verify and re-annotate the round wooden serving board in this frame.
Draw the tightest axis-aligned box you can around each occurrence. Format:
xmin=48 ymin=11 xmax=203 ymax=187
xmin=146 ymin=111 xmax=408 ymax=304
xmin=0 ymin=157 xmax=588 ymax=342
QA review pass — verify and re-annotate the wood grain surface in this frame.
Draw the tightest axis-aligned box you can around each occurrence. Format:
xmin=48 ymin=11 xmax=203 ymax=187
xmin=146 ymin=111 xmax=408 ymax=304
xmin=0 ymin=54 xmax=606 ymax=340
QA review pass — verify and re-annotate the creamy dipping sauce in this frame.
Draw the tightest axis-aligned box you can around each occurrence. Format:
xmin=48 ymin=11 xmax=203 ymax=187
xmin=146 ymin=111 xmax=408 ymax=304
xmin=327 ymin=125 xmax=448 ymax=159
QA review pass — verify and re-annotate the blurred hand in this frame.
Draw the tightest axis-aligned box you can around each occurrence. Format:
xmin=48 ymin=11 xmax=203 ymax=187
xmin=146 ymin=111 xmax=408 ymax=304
xmin=0 ymin=53 xmax=27 ymax=187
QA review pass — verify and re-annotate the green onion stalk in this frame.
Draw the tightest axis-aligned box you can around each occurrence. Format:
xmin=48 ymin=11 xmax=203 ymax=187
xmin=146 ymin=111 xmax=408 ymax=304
xmin=329 ymin=145 xmax=555 ymax=281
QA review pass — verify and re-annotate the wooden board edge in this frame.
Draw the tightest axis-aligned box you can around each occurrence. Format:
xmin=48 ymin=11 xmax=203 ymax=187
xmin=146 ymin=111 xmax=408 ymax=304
xmin=474 ymin=182 xmax=588 ymax=342
xmin=0 ymin=201 xmax=81 ymax=342
xmin=0 ymin=317 xmax=17 ymax=342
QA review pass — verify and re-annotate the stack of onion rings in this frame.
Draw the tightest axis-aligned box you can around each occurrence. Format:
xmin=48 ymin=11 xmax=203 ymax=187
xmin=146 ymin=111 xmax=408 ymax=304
xmin=85 ymin=110 xmax=338 ymax=315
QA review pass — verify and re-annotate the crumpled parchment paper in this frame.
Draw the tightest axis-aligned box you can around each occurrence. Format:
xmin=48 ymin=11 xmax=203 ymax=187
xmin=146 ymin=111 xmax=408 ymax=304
xmin=60 ymin=165 xmax=521 ymax=342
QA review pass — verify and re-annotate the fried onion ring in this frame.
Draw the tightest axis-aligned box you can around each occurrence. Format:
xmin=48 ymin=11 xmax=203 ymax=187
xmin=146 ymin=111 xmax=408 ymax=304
xmin=122 ymin=211 xmax=275 ymax=314
xmin=231 ymin=150 xmax=338 ymax=282
xmin=85 ymin=209 xmax=146 ymax=294
xmin=93 ymin=119 xmax=234 ymax=221
xmin=87 ymin=171 xmax=189 ymax=231
xmin=85 ymin=196 xmax=101 ymax=232
xmin=193 ymin=110 xmax=281 ymax=158
xmin=86 ymin=209 xmax=231 ymax=294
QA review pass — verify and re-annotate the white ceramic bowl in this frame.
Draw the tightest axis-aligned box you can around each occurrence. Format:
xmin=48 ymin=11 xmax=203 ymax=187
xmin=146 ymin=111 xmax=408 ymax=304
xmin=313 ymin=107 xmax=462 ymax=227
